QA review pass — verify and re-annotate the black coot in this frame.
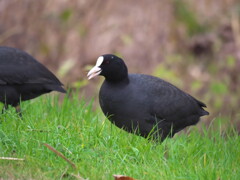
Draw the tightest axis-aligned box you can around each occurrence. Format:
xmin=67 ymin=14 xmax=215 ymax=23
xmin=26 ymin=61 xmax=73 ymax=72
xmin=88 ymin=54 xmax=209 ymax=141
xmin=0 ymin=47 xmax=66 ymax=114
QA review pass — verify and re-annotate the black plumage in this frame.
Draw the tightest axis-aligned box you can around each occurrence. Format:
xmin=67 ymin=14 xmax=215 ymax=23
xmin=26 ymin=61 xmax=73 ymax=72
xmin=88 ymin=54 xmax=209 ymax=142
xmin=0 ymin=46 xmax=66 ymax=114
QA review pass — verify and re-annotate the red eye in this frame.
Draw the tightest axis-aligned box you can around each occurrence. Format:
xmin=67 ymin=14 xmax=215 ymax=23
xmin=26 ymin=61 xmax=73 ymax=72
xmin=105 ymin=60 xmax=110 ymax=64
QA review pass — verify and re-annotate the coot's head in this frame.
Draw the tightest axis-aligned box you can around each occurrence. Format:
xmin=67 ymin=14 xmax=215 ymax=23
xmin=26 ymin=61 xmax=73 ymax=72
xmin=87 ymin=54 xmax=128 ymax=82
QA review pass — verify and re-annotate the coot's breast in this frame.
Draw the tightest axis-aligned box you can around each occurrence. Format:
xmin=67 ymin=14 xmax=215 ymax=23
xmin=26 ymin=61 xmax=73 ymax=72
xmin=99 ymin=74 xmax=156 ymax=132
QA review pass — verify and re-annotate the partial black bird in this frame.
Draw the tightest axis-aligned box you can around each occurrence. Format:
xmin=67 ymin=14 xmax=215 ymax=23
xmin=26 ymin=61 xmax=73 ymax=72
xmin=0 ymin=46 xmax=66 ymax=115
xmin=87 ymin=54 xmax=209 ymax=142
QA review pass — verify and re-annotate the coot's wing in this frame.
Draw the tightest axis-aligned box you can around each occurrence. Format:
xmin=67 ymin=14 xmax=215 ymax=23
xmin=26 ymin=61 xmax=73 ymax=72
xmin=0 ymin=47 xmax=62 ymax=85
xmin=138 ymin=74 xmax=208 ymax=122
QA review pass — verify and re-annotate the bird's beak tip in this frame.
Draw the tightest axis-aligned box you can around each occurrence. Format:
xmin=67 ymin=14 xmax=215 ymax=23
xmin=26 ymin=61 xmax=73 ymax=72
xmin=87 ymin=66 xmax=101 ymax=80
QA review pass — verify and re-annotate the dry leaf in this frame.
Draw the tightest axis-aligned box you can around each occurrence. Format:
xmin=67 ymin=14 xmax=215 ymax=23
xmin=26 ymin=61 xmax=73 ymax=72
xmin=113 ymin=174 xmax=136 ymax=180
xmin=43 ymin=143 xmax=76 ymax=169
xmin=0 ymin=157 xmax=24 ymax=161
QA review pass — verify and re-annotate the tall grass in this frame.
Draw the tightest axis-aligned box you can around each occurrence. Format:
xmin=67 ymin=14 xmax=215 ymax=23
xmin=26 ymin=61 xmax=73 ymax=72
xmin=0 ymin=94 xmax=239 ymax=179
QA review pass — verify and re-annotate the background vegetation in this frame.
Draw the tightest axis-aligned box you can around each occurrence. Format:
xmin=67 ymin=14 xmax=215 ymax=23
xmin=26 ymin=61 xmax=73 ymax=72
xmin=0 ymin=0 xmax=240 ymax=179
xmin=1 ymin=0 xmax=239 ymax=128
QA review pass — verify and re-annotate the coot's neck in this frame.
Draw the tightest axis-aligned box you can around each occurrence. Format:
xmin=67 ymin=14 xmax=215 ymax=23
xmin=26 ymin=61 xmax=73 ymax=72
xmin=105 ymin=74 xmax=129 ymax=84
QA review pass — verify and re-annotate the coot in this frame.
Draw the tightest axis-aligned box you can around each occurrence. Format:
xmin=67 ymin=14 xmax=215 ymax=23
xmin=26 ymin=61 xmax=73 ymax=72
xmin=0 ymin=47 xmax=66 ymax=114
xmin=88 ymin=54 xmax=209 ymax=141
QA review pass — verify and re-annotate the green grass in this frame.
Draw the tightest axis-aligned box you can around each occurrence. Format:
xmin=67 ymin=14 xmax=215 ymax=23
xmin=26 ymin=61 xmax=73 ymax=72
xmin=0 ymin=94 xmax=239 ymax=180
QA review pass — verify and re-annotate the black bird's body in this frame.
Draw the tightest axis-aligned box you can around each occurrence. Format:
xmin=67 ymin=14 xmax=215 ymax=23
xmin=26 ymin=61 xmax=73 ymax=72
xmin=88 ymin=54 xmax=209 ymax=141
xmin=0 ymin=47 xmax=66 ymax=112
xmin=100 ymin=74 xmax=208 ymax=140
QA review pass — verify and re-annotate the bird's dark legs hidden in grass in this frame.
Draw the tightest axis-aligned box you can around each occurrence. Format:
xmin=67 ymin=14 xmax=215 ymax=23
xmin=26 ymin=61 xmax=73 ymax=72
xmin=1 ymin=104 xmax=8 ymax=114
xmin=1 ymin=104 xmax=22 ymax=117
xmin=15 ymin=104 xmax=22 ymax=117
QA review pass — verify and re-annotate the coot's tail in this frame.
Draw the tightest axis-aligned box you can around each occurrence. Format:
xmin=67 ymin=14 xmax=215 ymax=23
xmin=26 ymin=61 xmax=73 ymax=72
xmin=45 ymin=84 xmax=66 ymax=93
xmin=200 ymin=109 xmax=209 ymax=116
xmin=196 ymin=99 xmax=209 ymax=116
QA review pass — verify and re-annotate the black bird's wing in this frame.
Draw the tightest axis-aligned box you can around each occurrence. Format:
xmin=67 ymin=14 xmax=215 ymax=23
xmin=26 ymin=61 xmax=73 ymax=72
xmin=0 ymin=47 xmax=63 ymax=86
xmin=133 ymin=74 xmax=208 ymax=125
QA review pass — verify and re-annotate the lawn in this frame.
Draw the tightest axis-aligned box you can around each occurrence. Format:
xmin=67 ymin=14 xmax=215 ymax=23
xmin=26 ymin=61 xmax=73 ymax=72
xmin=0 ymin=94 xmax=239 ymax=180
